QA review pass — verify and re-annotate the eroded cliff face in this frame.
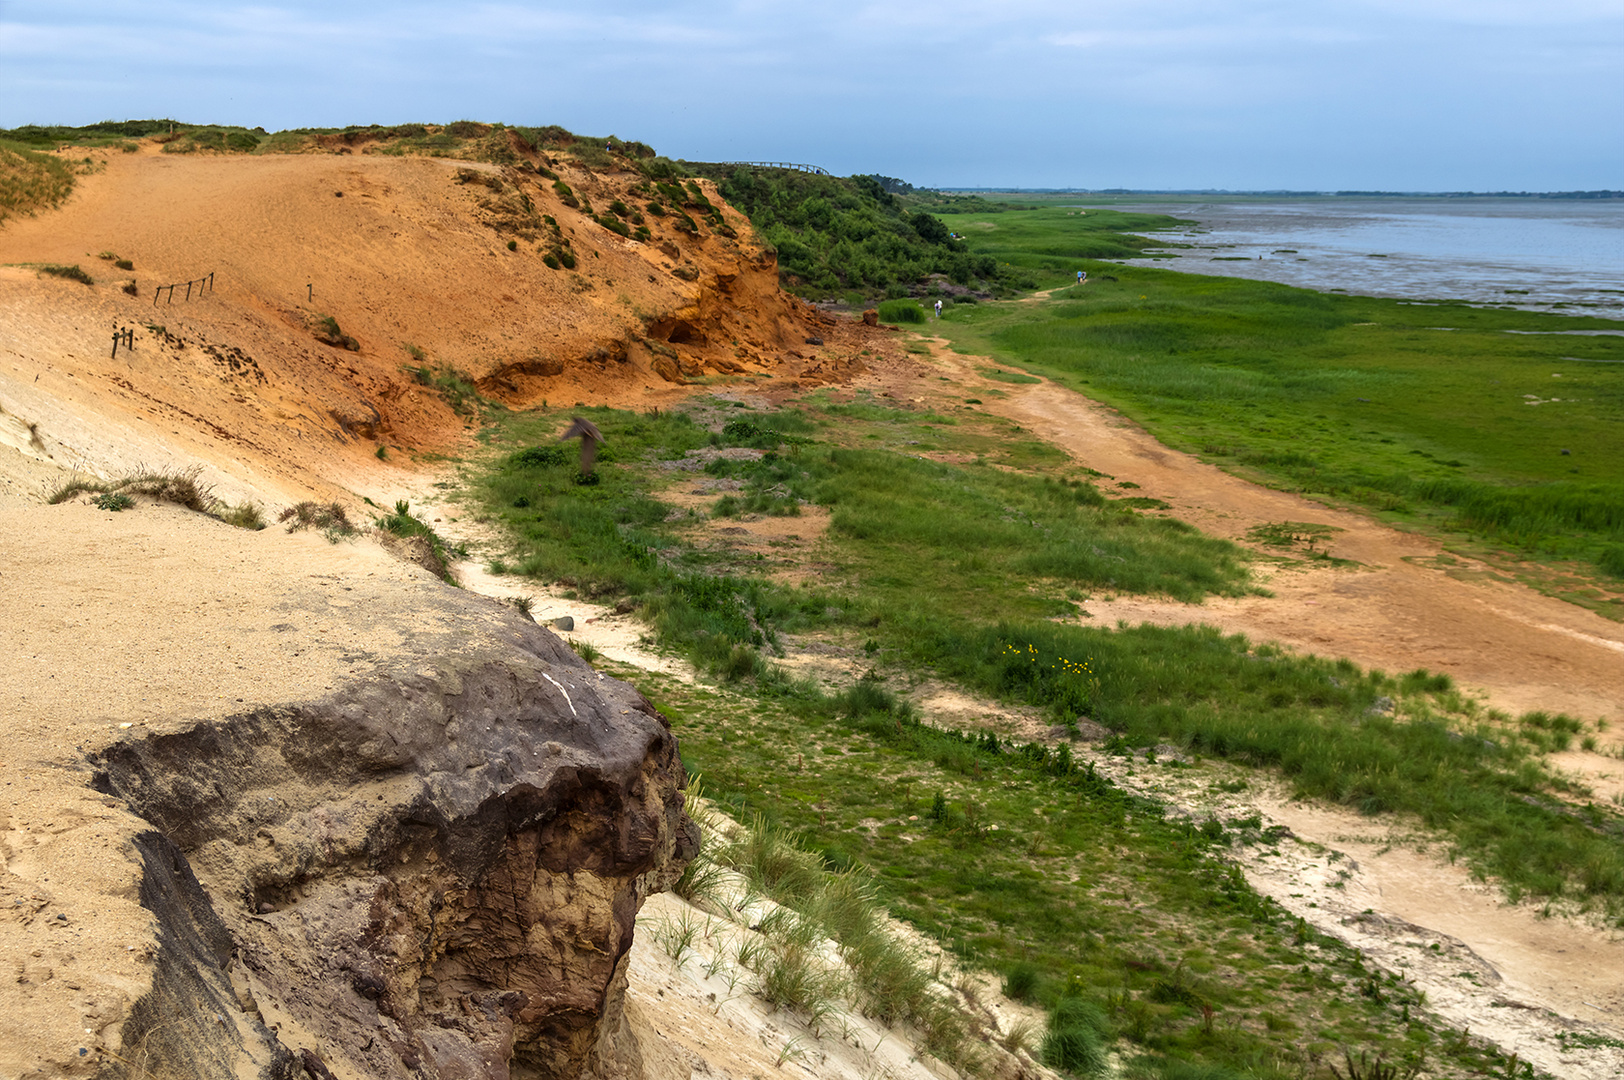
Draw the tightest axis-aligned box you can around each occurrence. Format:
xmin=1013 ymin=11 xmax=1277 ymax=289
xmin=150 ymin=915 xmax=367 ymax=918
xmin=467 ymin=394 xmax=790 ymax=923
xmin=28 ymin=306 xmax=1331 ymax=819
xmin=0 ymin=504 xmax=694 ymax=1080
xmin=0 ymin=142 xmax=827 ymax=509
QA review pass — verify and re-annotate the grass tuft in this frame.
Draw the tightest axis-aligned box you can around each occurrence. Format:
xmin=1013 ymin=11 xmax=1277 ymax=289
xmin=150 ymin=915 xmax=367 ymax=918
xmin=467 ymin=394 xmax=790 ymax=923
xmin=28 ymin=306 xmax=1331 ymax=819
xmin=278 ymin=501 xmax=357 ymax=541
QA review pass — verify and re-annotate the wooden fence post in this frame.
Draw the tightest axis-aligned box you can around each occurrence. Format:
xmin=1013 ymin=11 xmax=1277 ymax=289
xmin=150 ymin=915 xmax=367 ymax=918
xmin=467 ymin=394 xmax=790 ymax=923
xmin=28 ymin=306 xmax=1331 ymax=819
xmin=111 ymin=332 xmax=119 ymax=359
xmin=185 ymin=280 xmax=193 ymax=301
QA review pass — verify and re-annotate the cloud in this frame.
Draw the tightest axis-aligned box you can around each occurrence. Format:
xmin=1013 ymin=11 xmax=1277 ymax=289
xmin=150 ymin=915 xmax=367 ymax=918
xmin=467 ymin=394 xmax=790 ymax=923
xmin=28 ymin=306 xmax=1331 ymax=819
xmin=0 ymin=0 xmax=1618 ymax=188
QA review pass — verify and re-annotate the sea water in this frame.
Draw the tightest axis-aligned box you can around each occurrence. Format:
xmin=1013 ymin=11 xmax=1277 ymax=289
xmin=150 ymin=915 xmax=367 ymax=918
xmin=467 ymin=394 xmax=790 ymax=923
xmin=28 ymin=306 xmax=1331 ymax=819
xmin=1098 ymin=198 xmax=1624 ymax=321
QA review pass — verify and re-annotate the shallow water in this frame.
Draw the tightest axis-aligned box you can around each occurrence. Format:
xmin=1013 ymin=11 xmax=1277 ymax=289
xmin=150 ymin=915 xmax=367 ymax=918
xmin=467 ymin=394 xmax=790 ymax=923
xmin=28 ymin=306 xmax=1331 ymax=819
xmin=1097 ymin=198 xmax=1624 ymax=320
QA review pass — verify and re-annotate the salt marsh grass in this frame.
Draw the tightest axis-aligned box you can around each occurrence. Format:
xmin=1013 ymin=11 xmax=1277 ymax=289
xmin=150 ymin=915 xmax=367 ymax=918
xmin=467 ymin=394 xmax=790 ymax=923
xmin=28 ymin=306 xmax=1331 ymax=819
xmin=934 ymin=209 xmax=1624 ymax=598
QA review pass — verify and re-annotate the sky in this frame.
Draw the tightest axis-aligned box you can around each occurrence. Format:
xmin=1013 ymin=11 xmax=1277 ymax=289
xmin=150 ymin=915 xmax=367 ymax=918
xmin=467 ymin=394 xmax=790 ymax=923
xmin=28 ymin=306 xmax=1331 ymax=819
xmin=2 ymin=1 xmax=1620 ymax=191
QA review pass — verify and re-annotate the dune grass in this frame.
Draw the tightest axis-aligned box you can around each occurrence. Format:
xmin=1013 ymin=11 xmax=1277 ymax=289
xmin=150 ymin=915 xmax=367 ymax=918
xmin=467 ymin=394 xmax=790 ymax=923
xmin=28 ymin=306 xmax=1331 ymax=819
xmin=624 ymin=661 xmax=1527 ymax=1080
xmin=676 ymin=796 xmax=982 ymax=1068
xmin=0 ymin=140 xmax=75 ymax=222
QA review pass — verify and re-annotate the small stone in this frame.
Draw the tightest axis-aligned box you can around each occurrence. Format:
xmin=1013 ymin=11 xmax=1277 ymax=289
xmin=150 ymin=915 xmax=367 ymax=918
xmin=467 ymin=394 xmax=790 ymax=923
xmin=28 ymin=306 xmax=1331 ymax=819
xmin=552 ymin=616 xmax=574 ymax=631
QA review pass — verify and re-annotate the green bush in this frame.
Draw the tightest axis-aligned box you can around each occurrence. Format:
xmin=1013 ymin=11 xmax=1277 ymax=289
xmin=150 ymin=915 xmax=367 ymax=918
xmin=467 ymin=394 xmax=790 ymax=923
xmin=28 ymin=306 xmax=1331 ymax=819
xmin=1042 ymin=996 xmax=1110 ymax=1075
xmin=877 ymin=299 xmax=926 ymax=324
xmin=93 ymin=492 xmax=134 ymax=512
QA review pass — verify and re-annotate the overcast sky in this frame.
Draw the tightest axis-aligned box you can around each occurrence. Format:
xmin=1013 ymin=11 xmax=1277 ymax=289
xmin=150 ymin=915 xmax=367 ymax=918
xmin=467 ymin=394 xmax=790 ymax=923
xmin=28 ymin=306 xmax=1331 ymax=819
xmin=2 ymin=1 xmax=1619 ymax=190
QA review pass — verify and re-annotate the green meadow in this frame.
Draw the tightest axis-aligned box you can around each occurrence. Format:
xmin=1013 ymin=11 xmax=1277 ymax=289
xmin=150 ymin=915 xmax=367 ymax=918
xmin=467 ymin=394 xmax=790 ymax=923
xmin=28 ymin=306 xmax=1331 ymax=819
xmin=460 ymin=379 xmax=1623 ymax=1077
xmin=437 ymin=175 xmax=1624 ymax=1078
xmin=930 ymin=205 xmax=1624 ymax=613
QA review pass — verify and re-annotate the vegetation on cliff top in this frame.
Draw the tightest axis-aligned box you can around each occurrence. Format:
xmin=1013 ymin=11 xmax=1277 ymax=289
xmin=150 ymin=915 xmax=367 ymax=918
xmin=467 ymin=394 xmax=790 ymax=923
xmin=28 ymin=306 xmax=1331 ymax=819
xmin=0 ymin=139 xmax=80 ymax=222
xmin=0 ymin=119 xmax=1166 ymax=303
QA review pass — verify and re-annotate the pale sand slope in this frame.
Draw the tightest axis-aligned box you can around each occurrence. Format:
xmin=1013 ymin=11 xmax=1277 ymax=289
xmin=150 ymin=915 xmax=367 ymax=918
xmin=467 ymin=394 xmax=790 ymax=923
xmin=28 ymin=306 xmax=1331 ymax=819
xmin=0 ymin=499 xmax=464 ymax=1075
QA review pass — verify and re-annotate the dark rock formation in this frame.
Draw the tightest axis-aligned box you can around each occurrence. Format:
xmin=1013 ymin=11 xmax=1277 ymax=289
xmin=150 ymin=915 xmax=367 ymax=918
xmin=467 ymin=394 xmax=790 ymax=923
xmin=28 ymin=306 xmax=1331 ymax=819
xmin=88 ymin=614 xmax=696 ymax=1080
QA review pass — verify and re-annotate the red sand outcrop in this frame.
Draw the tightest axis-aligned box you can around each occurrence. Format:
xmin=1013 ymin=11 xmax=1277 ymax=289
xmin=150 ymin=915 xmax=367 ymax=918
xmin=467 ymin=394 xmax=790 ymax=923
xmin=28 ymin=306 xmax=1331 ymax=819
xmin=0 ymin=142 xmax=858 ymax=506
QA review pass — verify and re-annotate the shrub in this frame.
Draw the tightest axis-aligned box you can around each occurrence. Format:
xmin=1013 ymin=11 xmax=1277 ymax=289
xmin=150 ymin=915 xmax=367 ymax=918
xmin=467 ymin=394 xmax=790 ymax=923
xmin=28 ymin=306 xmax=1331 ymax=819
xmin=877 ymin=298 xmax=925 ymax=324
xmin=509 ymin=444 xmax=575 ymax=468
xmin=114 ymin=258 xmax=134 ymax=271
xmin=543 ymin=253 xmax=561 ymax=269
xmin=93 ymin=492 xmax=134 ymax=512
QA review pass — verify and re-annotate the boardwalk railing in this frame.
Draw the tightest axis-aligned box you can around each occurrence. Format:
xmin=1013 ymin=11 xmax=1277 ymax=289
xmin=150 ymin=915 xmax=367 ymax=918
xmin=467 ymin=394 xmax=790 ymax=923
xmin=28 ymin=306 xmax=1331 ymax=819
xmin=714 ymin=161 xmax=832 ymax=176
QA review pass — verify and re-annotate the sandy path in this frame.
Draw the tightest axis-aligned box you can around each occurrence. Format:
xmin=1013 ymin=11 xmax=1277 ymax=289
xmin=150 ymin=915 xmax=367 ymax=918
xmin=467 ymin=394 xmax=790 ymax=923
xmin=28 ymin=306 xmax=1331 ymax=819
xmin=930 ymin=349 xmax=1624 ymax=732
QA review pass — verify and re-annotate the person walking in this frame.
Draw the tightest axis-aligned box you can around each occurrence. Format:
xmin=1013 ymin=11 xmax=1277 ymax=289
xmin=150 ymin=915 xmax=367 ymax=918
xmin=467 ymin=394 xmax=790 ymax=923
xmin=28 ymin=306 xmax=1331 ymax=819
xmin=934 ymin=299 xmax=943 ymax=319
xmin=1077 ymin=270 xmax=1087 ymax=284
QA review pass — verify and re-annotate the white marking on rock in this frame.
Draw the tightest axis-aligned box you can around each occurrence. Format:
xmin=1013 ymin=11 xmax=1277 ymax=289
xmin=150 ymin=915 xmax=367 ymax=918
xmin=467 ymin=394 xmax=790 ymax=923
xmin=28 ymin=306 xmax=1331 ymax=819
xmin=541 ymin=672 xmax=577 ymax=716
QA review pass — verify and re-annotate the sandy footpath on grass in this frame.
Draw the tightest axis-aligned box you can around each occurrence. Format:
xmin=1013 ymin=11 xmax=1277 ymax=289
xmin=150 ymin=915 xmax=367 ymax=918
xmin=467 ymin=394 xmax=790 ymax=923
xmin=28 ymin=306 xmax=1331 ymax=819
xmin=921 ymin=347 xmax=1624 ymax=733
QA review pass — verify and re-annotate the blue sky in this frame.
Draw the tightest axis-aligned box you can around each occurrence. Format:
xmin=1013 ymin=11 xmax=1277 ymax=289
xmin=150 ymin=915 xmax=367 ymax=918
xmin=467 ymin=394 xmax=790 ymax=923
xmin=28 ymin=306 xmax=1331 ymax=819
xmin=2 ymin=1 xmax=1619 ymax=190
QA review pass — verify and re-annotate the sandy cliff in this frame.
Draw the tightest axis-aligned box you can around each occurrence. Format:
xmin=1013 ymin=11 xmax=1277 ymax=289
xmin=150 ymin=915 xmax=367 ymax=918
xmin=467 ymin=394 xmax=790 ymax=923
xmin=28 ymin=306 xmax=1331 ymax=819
xmin=0 ymin=503 xmax=696 ymax=1078
xmin=0 ymin=140 xmax=834 ymax=507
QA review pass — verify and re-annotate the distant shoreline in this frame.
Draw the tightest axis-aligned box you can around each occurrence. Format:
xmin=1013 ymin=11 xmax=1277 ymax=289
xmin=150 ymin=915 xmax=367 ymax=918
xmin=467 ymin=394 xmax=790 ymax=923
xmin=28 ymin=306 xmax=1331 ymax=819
xmin=935 ymin=189 xmax=1624 ymax=199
